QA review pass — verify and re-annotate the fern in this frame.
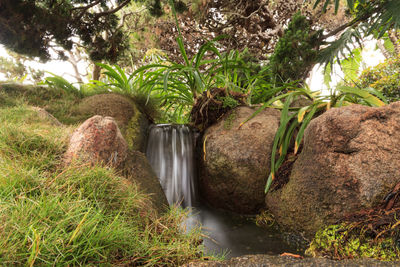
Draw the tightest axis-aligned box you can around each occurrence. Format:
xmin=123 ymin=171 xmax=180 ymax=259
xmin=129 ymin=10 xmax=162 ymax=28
xmin=313 ymin=0 xmax=400 ymax=68
xmin=318 ymin=27 xmax=364 ymax=67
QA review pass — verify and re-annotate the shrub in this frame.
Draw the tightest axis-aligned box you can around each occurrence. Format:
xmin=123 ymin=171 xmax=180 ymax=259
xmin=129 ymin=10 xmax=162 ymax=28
xmin=356 ymin=56 xmax=400 ymax=102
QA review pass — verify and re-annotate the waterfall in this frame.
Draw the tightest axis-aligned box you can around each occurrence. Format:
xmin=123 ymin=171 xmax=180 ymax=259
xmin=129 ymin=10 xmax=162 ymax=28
xmin=146 ymin=124 xmax=197 ymax=207
xmin=145 ymin=125 xmax=299 ymax=258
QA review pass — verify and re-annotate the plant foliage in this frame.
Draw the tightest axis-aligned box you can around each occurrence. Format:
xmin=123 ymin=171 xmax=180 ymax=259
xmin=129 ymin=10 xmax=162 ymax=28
xmin=269 ymin=13 xmax=323 ymax=83
xmin=313 ymin=0 xmax=400 ymax=67
xmin=255 ymin=85 xmax=387 ymax=194
xmin=354 ymin=55 xmax=400 ymax=102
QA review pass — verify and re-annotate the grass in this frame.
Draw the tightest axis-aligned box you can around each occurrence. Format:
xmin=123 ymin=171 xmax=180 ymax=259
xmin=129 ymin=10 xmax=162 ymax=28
xmin=0 ymin=82 xmax=89 ymax=125
xmin=0 ymin=89 xmax=206 ymax=265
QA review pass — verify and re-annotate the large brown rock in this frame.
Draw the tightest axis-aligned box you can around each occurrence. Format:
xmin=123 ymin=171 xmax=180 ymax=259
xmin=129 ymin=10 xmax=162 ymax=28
xmin=200 ymin=106 xmax=281 ymax=214
xmin=267 ymin=102 xmax=400 ymax=237
xmin=77 ymin=93 xmax=136 ymax=128
xmin=64 ymin=115 xmax=128 ymax=167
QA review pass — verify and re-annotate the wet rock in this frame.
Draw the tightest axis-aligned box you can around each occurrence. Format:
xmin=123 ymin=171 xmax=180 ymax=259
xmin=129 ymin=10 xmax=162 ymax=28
xmin=183 ymin=254 xmax=399 ymax=267
xmin=77 ymin=93 xmax=149 ymax=151
xmin=200 ymin=106 xmax=281 ymax=214
xmin=64 ymin=115 xmax=128 ymax=167
xmin=267 ymin=102 xmax=400 ymax=237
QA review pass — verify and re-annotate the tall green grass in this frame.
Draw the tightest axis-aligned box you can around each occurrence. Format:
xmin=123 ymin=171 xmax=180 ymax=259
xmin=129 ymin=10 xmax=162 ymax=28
xmin=0 ymin=82 xmax=90 ymax=125
xmin=0 ymin=105 xmax=205 ymax=266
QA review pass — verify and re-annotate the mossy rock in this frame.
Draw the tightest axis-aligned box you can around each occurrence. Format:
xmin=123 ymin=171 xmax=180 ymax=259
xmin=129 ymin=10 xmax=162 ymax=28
xmin=77 ymin=93 xmax=149 ymax=151
xmin=121 ymin=150 xmax=169 ymax=214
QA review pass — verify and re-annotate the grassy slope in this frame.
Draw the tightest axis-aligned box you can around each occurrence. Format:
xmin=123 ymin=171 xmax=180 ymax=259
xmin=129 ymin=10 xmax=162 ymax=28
xmin=0 ymin=84 xmax=204 ymax=266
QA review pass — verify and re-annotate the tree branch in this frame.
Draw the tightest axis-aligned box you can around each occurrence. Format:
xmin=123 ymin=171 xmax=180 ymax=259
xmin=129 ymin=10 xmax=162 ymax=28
xmin=73 ymin=0 xmax=102 ymax=19
xmin=94 ymin=0 xmax=131 ymax=18
xmin=71 ymin=0 xmax=101 ymax=10
xmin=117 ymin=7 xmax=146 ymax=30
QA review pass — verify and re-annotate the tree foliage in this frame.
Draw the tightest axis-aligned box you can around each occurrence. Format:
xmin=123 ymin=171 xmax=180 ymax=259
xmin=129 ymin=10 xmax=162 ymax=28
xmin=269 ymin=13 xmax=323 ymax=83
xmin=0 ymin=54 xmax=44 ymax=82
xmin=149 ymin=0 xmax=351 ymax=63
xmin=314 ymin=0 xmax=400 ymax=67
xmin=0 ymin=0 xmax=137 ymax=62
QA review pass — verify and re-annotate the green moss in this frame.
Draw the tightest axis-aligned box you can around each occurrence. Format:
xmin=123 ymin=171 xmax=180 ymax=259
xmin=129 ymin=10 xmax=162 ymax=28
xmin=124 ymin=103 xmax=148 ymax=151
xmin=307 ymin=223 xmax=400 ymax=261
xmin=223 ymin=110 xmax=237 ymax=130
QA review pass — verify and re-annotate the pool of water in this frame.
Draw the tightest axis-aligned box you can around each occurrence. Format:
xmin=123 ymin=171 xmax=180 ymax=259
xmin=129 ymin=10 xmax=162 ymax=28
xmin=186 ymin=205 xmax=300 ymax=259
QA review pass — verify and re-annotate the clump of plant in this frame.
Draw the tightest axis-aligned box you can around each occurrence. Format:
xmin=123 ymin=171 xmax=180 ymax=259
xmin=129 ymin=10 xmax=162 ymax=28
xmin=244 ymin=84 xmax=387 ymax=193
xmin=269 ymin=12 xmax=322 ymax=84
xmin=355 ymin=55 xmax=400 ymax=102
xmin=255 ymin=210 xmax=275 ymax=228
xmin=307 ymin=200 xmax=400 ymax=261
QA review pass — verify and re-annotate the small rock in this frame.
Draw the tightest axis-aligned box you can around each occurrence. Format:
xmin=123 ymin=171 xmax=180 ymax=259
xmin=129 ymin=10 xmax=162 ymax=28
xmin=64 ymin=115 xmax=128 ymax=167
xmin=77 ymin=93 xmax=149 ymax=151
xmin=30 ymin=106 xmax=62 ymax=126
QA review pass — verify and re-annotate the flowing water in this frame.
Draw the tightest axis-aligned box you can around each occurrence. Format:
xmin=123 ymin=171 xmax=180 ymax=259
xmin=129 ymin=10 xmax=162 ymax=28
xmin=146 ymin=124 xmax=298 ymax=258
xmin=146 ymin=124 xmax=197 ymax=207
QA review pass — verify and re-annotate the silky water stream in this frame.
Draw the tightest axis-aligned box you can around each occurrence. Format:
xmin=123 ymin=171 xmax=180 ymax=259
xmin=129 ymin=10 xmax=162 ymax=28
xmin=146 ymin=124 xmax=298 ymax=258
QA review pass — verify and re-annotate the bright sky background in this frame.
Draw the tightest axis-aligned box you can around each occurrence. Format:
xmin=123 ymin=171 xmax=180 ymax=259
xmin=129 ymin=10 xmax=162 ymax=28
xmin=306 ymin=39 xmax=386 ymax=94
xmin=0 ymin=44 xmax=88 ymax=84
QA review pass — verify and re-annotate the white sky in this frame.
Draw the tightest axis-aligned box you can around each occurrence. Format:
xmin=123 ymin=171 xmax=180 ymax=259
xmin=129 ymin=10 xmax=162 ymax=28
xmin=306 ymin=39 xmax=385 ymax=94
xmin=0 ymin=44 xmax=88 ymax=84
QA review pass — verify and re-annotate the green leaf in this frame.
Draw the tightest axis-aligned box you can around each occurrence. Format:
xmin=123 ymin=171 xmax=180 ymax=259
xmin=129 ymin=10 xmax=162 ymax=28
xmin=340 ymin=47 xmax=362 ymax=82
xmin=298 ymin=106 xmax=310 ymax=122
xmin=334 ymin=0 xmax=340 ymax=14
xmin=346 ymin=0 xmax=354 ymax=10
xmin=177 ymin=37 xmax=190 ymax=66
xmin=323 ymin=62 xmax=332 ymax=87
xmin=294 ymin=104 xmax=318 ymax=154
xmin=336 ymin=86 xmax=386 ymax=107
xmin=318 ymin=28 xmax=362 ymax=67
xmin=383 ymin=35 xmax=395 ymax=54
xmin=363 ymin=87 xmax=389 ymax=105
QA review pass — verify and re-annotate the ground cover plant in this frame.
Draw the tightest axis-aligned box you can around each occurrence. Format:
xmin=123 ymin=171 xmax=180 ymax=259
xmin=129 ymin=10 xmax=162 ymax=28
xmin=0 ymin=86 xmax=206 ymax=266
xmin=307 ymin=197 xmax=400 ymax=261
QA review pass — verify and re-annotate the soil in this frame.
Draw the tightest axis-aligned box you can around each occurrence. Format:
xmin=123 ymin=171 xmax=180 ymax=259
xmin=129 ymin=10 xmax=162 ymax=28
xmin=190 ymin=88 xmax=247 ymax=131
